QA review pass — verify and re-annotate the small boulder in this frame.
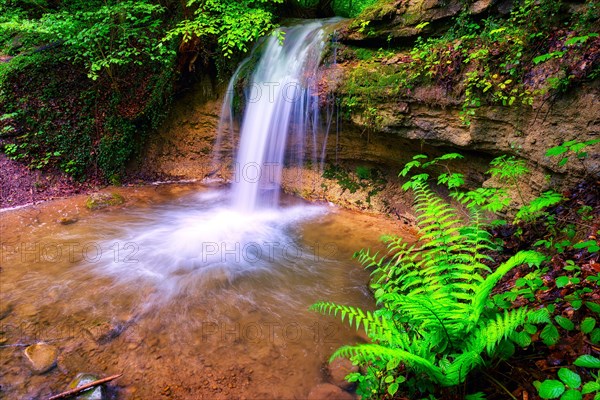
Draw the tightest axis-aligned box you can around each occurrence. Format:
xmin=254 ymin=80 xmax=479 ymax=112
xmin=328 ymin=358 xmax=359 ymax=390
xmin=67 ymin=373 xmax=105 ymax=400
xmin=85 ymin=193 xmax=125 ymax=211
xmin=469 ymin=0 xmax=494 ymax=14
xmin=308 ymin=383 xmax=355 ymax=400
xmin=58 ymin=216 xmax=79 ymax=225
xmin=24 ymin=342 xmax=58 ymax=374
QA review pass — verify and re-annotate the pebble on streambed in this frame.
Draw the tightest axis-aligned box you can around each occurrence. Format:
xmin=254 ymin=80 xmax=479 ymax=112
xmin=327 ymin=358 xmax=359 ymax=391
xmin=307 ymin=383 xmax=355 ymax=400
xmin=23 ymin=342 xmax=58 ymax=374
xmin=58 ymin=216 xmax=79 ymax=225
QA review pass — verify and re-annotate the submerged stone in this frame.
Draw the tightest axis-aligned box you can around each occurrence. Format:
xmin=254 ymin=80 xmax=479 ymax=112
xmin=67 ymin=373 xmax=105 ymax=400
xmin=85 ymin=193 xmax=125 ymax=210
xmin=328 ymin=358 xmax=359 ymax=390
xmin=307 ymin=383 xmax=355 ymax=400
xmin=58 ymin=216 xmax=79 ymax=225
xmin=23 ymin=342 xmax=58 ymax=374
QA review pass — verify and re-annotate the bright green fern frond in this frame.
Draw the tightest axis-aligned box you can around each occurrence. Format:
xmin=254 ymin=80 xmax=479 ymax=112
xmin=471 ymin=308 xmax=529 ymax=355
xmin=310 ymin=301 xmax=394 ymax=339
xmin=471 ymin=251 xmax=545 ymax=323
xmin=527 ymin=307 xmax=552 ymax=324
xmin=331 ymin=344 xmax=448 ymax=384
xmin=314 ymin=159 xmax=550 ymax=395
xmin=442 ymin=351 xmax=484 ymax=386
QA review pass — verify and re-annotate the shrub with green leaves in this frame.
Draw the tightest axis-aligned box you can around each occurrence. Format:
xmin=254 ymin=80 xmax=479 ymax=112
xmin=0 ymin=0 xmax=174 ymax=83
xmin=311 ymin=179 xmax=545 ymax=398
xmin=400 ymin=152 xmax=565 ymax=223
xmin=165 ymin=0 xmax=282 ymax=58
xmin=546 ymin=139 xmax=600 ymax=176
xmin=535 ymin=355 xmax=600 ymax=399
xmin=332 ymin=0 xmax=378 ymax=17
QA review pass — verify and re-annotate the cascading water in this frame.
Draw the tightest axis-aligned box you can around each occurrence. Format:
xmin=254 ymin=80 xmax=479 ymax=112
xmin=217 ymin=20 xmax=335 ymax=211
xmin=82 ymin=20 xmax=340 ymax=288
xmin=0 ymin=19 xmax=390 ymax=399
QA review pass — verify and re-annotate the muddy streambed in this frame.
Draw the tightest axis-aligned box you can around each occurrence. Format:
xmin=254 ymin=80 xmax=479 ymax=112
xmin=0 ymin=183 xmax=411 ymax=399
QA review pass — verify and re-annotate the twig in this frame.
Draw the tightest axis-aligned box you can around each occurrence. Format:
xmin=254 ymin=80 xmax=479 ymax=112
xmin=46 ymin=374 xmax=122 ymax=400
xmin=0 ymin=338 xmax=72 ymax=348
xmin=0 ymin=343 xmax=29 ymax=348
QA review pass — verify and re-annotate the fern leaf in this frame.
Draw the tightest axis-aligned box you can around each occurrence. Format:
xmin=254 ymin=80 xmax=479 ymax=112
xmin=331 ymin=344 xmax=448 ymax=384
xmin=443 ymin=351 xmax=484 ymax=386
xmin=471 ymin=251 xmax=545 ymax=323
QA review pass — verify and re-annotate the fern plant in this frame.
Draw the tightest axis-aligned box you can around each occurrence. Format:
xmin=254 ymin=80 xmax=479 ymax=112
xmin=311 ymin=180 xmax=545 ymax=397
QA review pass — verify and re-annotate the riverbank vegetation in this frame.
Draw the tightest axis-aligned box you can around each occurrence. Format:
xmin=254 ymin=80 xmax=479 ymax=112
xmin=0 ymin=0 xmax=382 ymax=182
xmin=335 ymin=0 xmax=599 ymax=127
xmin=314 ymin=145 xmax=600 ymax=399
xmin=0 ymin=0 xmax=335 ymax=182
xmin=1 ymin=0 xmax=597 ymax=181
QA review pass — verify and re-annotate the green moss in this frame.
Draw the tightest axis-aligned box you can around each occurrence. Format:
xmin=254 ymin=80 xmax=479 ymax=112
xmin=357 ymin=0 xmax=398 ymax=20
xmin=0 ymin=46 xmax=175 ymax=180
xmin=336 ymin=56 xmax=409 ymax=127
xmin=85 ymin=193 xmax=125 ymax=210
xmin=338 ymin=0 xmax=599 ymax=127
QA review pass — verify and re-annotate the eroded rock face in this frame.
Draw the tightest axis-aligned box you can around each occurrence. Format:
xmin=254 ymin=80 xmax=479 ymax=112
xmin=140 ymin=77 xmax=227 ymax=180
xmin=340 ymin=80 xmax=600 ymax=194
xmin=338 ymin=0 xmax=508 ymax=44
xmin=138 ymin=54 xmax=598 ymax=217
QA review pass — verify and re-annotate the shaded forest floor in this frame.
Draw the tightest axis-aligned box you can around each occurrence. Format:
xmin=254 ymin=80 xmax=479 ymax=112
xmin=0 ymin=154 xmax=172 ymax=209
xmin=0 ymin=154 xmax=94 ymax=209
xmin=450 ymin=179 xmax=600 ymax=399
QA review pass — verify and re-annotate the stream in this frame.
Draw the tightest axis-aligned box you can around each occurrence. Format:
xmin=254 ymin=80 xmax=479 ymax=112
xmin=0 ymin=183 xmax=410 ymax=398
xmin=0 ymin=18 xmax=411 ymax=399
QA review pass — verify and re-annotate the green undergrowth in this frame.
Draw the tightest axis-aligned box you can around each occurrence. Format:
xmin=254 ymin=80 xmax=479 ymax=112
xmin=337 ymin=0 xmax=599 ymax=125
xmin=294 ymin=0 xmax=379 ymax=17
xmin=332 ymin=0 xmax=380 ymax=18
xmin=0 ymin=48 xmax=174 ymax=181
xmin=312 ymin=144 xmax=600 ymax=399
xmin=0 ymin=0 xmax=298 ymax=182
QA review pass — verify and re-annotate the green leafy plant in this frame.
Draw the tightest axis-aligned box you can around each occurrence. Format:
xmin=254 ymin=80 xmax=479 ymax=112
xmin=1 ymin=1 xmax=173 ymax=84
xmin=494 ymin=267 xmax=548 ymax=305
xmin=546 ymin=139 xmax=600 ymax=173
xmin=311 ymin=179 xmax=545 ymax=397
xmin=165 ymin=0 xmax=282 ymax=58
xmin=535 ymin=355 xmax=600 ymax=399
xmin=488 ymin=155 xmax=529 ymax=204
xmin=515 ymin=190 xmax=564 ymax=223
xmin=573 ymin=240 xmax=600 ymax=253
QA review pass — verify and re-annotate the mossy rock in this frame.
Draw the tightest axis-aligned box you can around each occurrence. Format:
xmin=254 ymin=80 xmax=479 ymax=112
xmin=67 ymin=373 xmax=105 ymax=399
xmin=85 ymin=193 xmax=125 ymax=210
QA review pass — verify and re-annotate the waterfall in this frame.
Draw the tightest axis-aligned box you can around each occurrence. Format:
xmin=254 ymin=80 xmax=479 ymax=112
xmin=216 ymin=20 xmax=335 ymax=212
